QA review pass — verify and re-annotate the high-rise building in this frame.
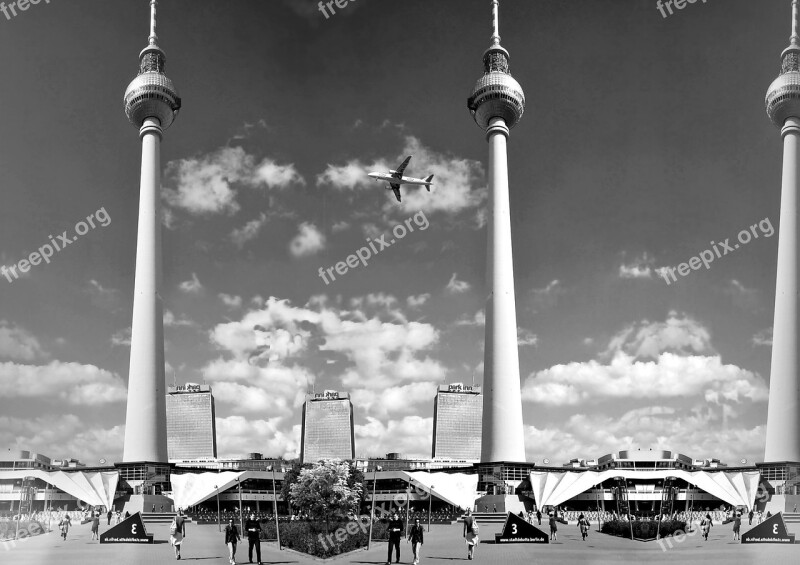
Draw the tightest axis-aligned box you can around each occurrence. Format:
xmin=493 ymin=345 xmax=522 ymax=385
xmin=122 ymin=0 xmax=181 ymax=463
xmin=432 ymin=384 xmax=483 ymax=461
xmin=467 ymin=0 xmax=526 ymax=463
xmin=764 ymin=0 xmax=800 ymax=464
xmin=300 ymin=391 xmax=355 ymax=463
xmin=166 ymin=384 xmax=217 ymax=460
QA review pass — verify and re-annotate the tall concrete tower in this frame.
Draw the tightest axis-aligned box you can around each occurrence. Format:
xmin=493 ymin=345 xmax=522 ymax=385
xmin=764 ymin=0 xmax=800 ymax=464
xmin=122 ymin=0 xmax=181 ymax=463
xmin=467 ymin=0 xmax=526 ymax=463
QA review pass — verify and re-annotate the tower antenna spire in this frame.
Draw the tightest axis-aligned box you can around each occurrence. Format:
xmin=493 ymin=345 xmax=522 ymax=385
xmin=491 ymin=0 xmax=501 ymax=47
xmin=149 ymin=0 xmax=158 ymax=46
xmin=792 ymin=0 xmax=799 ymax=47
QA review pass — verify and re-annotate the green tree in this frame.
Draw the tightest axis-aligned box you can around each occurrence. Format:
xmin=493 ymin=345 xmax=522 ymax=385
xmin=289 ymin=459 xmax=364 ymax=532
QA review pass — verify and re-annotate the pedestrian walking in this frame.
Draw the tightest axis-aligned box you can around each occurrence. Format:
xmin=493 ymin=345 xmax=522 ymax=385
xmin=152 ymin=504 xmax=156 ymax=512
xmin=748 ymin=509 xmax=754 ymax=525
xmin=492 ymin=504 xmax=497 ymax=513
xmin=107 ymin=509 xmax=112 ymax=526
xmin=224 ymin=518 xmax=240 ymax=565
xmin=700 ymin=514 xmax=712 ymax=541
xmin=90 ymin=513 xmax=100 ymax=540
xmin=408 ymin=518 xmax=424 ymax=565
xmin=386 ymin=512 xmax=403 ymax=564
xmin=244 ymin=513 xmax=263 ymax=565
xmin=462 ymin=508 xmax=478 ymax=560
xmin=549 ymin=512 xmax=558 ymax=541
xmin=58 ymin=514 xmax=71 ymax=540
xmin=732 ymin=513 xmax=741 ymax=541
xmin=577 ymin=513 xmax=589 ymax=541
xmin=536 ymin=509 xmax=542 ymax=525
xmin=170 ymin=508 xmax=187 ymax=560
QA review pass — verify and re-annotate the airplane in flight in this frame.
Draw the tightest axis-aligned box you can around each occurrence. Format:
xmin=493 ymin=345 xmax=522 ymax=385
xmin=367 ymin=156 xmax=434 ymax=202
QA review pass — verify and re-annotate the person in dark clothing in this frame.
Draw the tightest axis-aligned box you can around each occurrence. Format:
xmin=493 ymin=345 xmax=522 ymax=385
xmin=386 ymin=512 xmax=403 ymax=564
xmin=244 ymin=513 xmax=263 ymax=564
xmin=748 ymin=509 xmax=754 ymax=525
xmin=408 ymin=518 xmax=424 ymax=565
xmin=536 ymin=509 xmax=542 ymax=525
xmin=107 ymin=509 xmax=113 ymax=525
xmin=225 ymin=518 xmax=240 ymax=565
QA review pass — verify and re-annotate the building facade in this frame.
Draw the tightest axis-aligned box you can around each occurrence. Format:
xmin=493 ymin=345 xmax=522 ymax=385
xmin=166 ymin=384 xmax=217 ymax=460
xmin=432 ymin=384 xmax=482 ymax=461
xmin=300 ymin=391 xmax=355 ymax=463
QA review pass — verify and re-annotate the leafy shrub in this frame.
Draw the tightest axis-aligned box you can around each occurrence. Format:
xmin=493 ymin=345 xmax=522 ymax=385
xmin=601 ymin=519 xmax=687 ymax=540
xmin=258 ymin=518 xmax=389 ymax=559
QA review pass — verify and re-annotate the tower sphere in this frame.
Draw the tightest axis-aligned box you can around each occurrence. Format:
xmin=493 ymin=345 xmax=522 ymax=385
xmin=468 ymin=70 xmax=525 ymax=130
xmin=766 ymin=69 xmax=800 ymax=128
xmin=124 ymin=70 xmax=181 ymax=130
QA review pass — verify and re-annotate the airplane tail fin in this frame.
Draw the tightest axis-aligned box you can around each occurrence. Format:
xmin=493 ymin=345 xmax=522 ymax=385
xmin=424 ymin=174 xmax=434 ymax=191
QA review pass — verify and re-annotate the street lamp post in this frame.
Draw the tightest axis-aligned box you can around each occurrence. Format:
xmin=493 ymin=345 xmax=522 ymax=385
xmin=405 ymin=483 xmax=411 ymax=538
xmin=367 ymin=465 xmax=380 ymax=550
xmin=14 ymin=477 xmax=31 ymax=540
xmin=427 ymin=485 xmax=434 ymax=532
xmin=235 ymin=478 xmax=244 ymax=534
xmin=214 ymin=485 xmax=221 ymax=532
xmin=269 ymin=465 xmax=281 ymax=550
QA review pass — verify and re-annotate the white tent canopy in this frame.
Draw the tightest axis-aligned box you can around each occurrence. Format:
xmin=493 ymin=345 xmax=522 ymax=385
xmin=406 ymin=471 xmax=478 ymax=511
xmin=0 ymin=469 xmax=119 ymax=509
xmin=529 ymin=469 xmax=761 ymax=509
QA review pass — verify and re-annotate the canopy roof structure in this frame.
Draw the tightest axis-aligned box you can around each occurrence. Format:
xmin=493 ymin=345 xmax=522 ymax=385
xmin=0 ymin=470 xmax=119 ymax=509
xmin=529 ymin=469 xmax=761 ymax=509
xmin=169 ymin=470 xmax=479 ymax=513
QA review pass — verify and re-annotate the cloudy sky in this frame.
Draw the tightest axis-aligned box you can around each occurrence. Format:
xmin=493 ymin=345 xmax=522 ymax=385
xmin=0 ymin=0 xmax=790 ymax=467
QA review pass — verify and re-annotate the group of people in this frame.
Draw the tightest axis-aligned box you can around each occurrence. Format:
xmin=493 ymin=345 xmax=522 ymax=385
xmin=220 ymin=513 xmax=264 ymax=565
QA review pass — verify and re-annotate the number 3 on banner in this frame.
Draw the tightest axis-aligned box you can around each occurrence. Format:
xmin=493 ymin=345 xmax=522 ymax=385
xmin=511 ymin=524 xmax=517 ymax=534
xmin=132 ymin=523 xmax=138 ymax=534
xmin=773 ymin=524 xmax=778 ymax=535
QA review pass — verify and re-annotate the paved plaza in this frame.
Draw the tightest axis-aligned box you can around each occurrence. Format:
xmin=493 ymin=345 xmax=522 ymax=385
xmin=4 ymin=519 xmax=799 ymax=565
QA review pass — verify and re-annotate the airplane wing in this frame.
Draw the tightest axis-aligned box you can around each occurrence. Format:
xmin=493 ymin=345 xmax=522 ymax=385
xmin=392 ymin=156 xmax=412 ymax=179
xmin=391 ymin=184 xmax=402 ymax=202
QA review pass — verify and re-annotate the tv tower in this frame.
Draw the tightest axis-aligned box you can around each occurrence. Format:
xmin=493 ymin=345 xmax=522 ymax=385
xmin=121 ymin=0 xmax=181 ymax=462
xmin=764 ymin=0 xmax=800 ymax=464
xmin=467 ymin=0 xmax=526 ymax=463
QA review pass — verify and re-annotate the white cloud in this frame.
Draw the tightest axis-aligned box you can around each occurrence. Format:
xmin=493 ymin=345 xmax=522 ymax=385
xmin=86 ymin=279 xmax=120 ymax=310
xmin=163 ymin=146 xmax=304 ymax=215
xmin=602 ymin=312 xmax=714 ymax=360
xmin=0 ymin=414 xmax=125 ymax=465
xmin=446 ymin=273 xmax=470 ymax=294
xmin=752 ymin=328 xmax=772 ymax=347
xmin=455 ymin=310 xmax=485 ymax=327
xmin=219 ymin=293 xmax=243 ymax=310
xmin=355 ymin=416 xmax=433 ymax=459
xmin=521 ymin=352 xmax=768 ymax=406
xmin=407 ymin=294 xmax=431 ymax=309
xmin=164 ymin=309 xmax=195 ymax=327
xmin=723 ymin=279 xmax=760 ymax=312
xmin=0 ymin=361 xmax=127 ymax=405
xmin=331 ymin=221 xmax=350 ymax=233
xmin=231 ymin=213 xmax=267 ymax=248
xmin=289 ymin=222 xmax=326 ymax=257
xmin=111 ymin=327 xmax=131 ymax=347
xmin=213 ymin=416 xmax=300 ymax=459
xmin=350 ymin=382 xmax=438 ymax=418
xmin=179 ymin=273 xmax=203 ymax=294
xmin=0 ymin=321 xmax=46 ymax=361
xmin=529 ymin=279 xmax=564 ymax=312
xmin=517 ymin=328 xmax=538 ymax=347
xmin=619 ymin=252 xmax=655 ymax=279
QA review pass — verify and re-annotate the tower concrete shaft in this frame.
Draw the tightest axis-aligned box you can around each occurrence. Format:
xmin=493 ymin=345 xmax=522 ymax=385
xmin=123 ymin=118 xmax=168 ymax=462
xmin=122 ymin=0 xmax=180 ymax=463
xmin=481 ymin=117 xmax=526 ymax=462
xmin=764 ymin=0 xmax=800 ymax=463
xmin=468 ymin=0 xmax=526 ymax=463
